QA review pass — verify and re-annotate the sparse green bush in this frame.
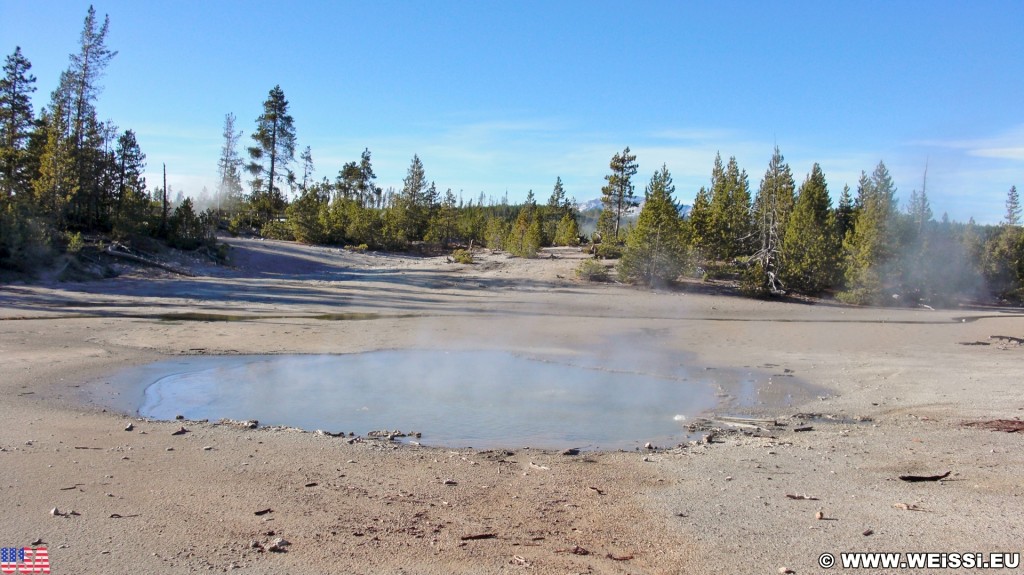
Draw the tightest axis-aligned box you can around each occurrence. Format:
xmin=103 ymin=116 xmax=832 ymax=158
xmin=576 ymin=259 xmax=610 ymax=282
xmin=168 ymin=199 xmax=218 ymax=250
xmin=594 ymin=243 xmax=623 ymax=259
xmin=211 ymin=242 xmax=231 ymax=264
xmin=452 ymin=249 xmax=473 ymax=264
xmin=0 ymin=203 xmax=53 ymax=272
xmin=66 ymin=231 xmax=84 ymax=254
xmin=553 ymin=212 xmax=581 ymax=247
xmin=260 ymin=220 xmax=294 ymax=241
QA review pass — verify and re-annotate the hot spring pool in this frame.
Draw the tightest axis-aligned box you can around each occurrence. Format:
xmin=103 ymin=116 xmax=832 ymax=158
xmin=101 ymin=350 xmax=786 ymax=450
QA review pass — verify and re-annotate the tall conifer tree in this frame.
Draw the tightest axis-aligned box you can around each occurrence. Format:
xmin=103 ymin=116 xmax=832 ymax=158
xmin=841 ymin=161 xmax=900 ymax=304
xmin=0 ymin=47 xmax=36 ymax=199
xmin=597 ymin=147 xmax=638 ymax=242
xmin=216 ymin=113 xmax=244 ymax=216
xmin=247 ymin=85 xmax=296 ymax=227
xmin=747 ymin=146 xmax=795 ymax=294
xmin=780 ymin=163 xmax=838 ymax=294
xmin=708 ymin=154 xmax=753 ymax=260
xmin=619 ymin=164 xmax=687 ymax=286
xmin=1005 ymin=185 xmax=1021 ymax=227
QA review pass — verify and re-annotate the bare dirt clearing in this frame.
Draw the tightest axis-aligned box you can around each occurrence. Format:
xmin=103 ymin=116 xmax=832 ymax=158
xmin=1 ymin=237 xmax=1022 ymax=574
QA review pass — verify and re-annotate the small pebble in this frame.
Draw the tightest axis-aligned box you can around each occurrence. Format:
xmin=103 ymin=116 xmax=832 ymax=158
xmin=267 ymin=537 xmax=290 ymax=553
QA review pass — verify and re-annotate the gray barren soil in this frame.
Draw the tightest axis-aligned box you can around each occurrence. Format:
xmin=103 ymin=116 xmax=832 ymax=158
xmin=1 ymin=237 xmax=1022 ymax=574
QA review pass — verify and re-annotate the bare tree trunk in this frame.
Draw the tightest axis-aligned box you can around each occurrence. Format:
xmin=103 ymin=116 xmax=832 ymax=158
xmin=160 ymin=162 xmax=168 ymax=234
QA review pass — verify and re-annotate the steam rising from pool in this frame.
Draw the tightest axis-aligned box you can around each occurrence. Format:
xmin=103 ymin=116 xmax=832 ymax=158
xmin=125 ymin=350 xmax=739 ymax=450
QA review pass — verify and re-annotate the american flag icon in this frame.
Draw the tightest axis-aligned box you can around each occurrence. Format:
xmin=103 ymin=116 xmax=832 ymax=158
xmin=0 ymin=547 xmax=49 ymax=574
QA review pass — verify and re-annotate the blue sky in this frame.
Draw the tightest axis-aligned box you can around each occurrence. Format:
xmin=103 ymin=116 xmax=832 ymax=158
xmin=2 ymin=1 xmax=1022 ymax=223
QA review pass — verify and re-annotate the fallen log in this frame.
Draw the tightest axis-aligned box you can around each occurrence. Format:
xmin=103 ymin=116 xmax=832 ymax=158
xmin=105 ymin=244 xmax=195 ymax=277
xmin=898 ymin=471 xmax=950 ymax=482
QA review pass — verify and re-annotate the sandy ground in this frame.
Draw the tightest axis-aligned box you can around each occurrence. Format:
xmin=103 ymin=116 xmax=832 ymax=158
xmin=1 ymin=237 xmax=1023 ymax=574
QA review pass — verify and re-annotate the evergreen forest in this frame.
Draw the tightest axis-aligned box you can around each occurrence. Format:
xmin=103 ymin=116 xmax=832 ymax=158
xmin=2 ymin=7 xmax=1022 ymax=306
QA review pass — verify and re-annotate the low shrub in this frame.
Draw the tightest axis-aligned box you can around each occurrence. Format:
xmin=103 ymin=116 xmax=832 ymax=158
xmin=452 ymin=249 xmax=474 ymax=264
xmin=260 ymin=220 xmax=294 ymax=241
xmin=576 ymin=259 xmax=610 ymax=282
xmin=66 ymin=231 xmax=84 ymax=254
xmin=594 ymin=243 xmax=623 ymax=260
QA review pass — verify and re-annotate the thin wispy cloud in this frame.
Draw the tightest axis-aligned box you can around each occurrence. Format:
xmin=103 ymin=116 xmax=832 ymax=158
xmin=911 ymin=125 xmax=1024 ymax=161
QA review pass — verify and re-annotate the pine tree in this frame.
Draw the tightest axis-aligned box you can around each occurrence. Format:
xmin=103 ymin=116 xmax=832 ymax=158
xmin=484 ymin=215 xmax=510 ymax=251
xmin=983 ymin=223 xmax=1024 ymax=297
xmin=167 ymin=197 xmax=214 ymax=249
xmin=286 ymin=184 xmax=328 ymax=244
xmin=426 ymin=188 xmax=459 ymax=247
xmin=0 ymin=47 xmax=37 ymax=199
xmin=1005 ymin=185 xmax=1021 ymax=227
xmin=906 ymin=175 xmax=933 ymax=237
xmin=840 ymin=161 xmax=900 ymax=304
xmin=508 ymin=190 xmax=542 ymax=258
xmin=43 ymin=6 xmax=118 ymax=230
xmin=899 ymin=167 xmax=936 ymax=301
xmin=402 ymin=155 xmax=427 ymax=204
xmin=553 ymin=212 xmax=581 ymax=246
xmin=114 ymin=130 xmax=145 ymax=202
xmin=597 ymin=147 xmax=638 ymax=242
xmin=32 ymin=104 xmax=76 ymax=227
xmin=111 ymin=129 xmax=147 ymax=237
xmin=619 ymin=164 xmax=687 ymax=286
xmin=544 ymin=176 xmax=571 ymax=244
xmin=298 ymin=146 xmax=314 ymax=191
xmin=687 ymin=185 xmax=712 ymax=256
xmin=66 ymin=6 xmax=117 ymax=152
xmin=357 ymin=148 xmax=379 ymax=207
xmin=747 ymin=146 xmax=795 ymax=295
xmin=780 ymin=163 xmax=838 ymax=294
xmin=835 ymin=184 xmax=855 ymax=240
xmin=708 ymin=154 xmax=753 ymax=260
xmin=383 ymin=154 xmax=429 ymax=247
xmin=247 ymin=85 xmax=296 ymax=228
xmin=335 ymin=161 xmax=361 ymax=202
xmin=215 ymin=113 xmax=244 ymax=216
xmin=547 ymin=176 xmax=567 ymax=212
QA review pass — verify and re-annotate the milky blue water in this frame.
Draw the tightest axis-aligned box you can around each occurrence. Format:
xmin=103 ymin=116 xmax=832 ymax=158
xmin=116 ymin=350 xmax=757 ymax=450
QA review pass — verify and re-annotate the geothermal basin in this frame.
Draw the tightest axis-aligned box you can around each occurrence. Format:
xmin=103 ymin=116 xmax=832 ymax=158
xmin=100 ymin=349 xmax=805 ymax=450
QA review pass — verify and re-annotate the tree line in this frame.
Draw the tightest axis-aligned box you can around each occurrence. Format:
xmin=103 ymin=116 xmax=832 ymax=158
xmin=609 ymin=146 xmax=1024 ymax=305
xmin=2 ymin=7 xmax=1021 ymax=306
xmin=209 ymin=83 xmax=581 ymax=257
xmin=0 ymin=7 xmax=218 ymax=273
